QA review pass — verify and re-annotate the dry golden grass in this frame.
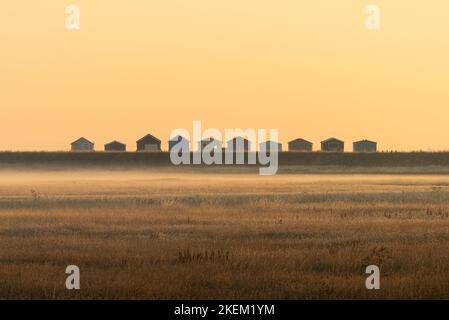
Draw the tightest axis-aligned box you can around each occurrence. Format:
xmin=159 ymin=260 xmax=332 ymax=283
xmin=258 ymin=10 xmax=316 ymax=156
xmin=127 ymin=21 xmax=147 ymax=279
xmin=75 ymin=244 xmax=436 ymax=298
xmin=0 ymin=170 xmax=449 ymax=299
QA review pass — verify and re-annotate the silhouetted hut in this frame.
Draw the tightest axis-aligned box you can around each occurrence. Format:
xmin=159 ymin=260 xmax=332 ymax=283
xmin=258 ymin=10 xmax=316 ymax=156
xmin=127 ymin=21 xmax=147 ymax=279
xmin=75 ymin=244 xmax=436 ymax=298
xmin=104 ymin=140 xmax=126 ymax=152
xmin=260 ymin=141 xmax=282 ymax=152
xmin=321 ymin=137 xmax=344 ymax=152
xmin=136 ymin=134 xmax=161 ymax=151
xmin=71 ymin=137 xmax=94 ymax=152
xmin=288 ymin=138 xmax=313 ymax=152
xmin=198 ymin=137 xmax=222 ymax=152
xmin=353 ymin=139 xmax=377 ymax=153
xmin=226 ymin=137 xmax=251 ymax=152
xmin=168 ymin=135 xmax=190 ymax=152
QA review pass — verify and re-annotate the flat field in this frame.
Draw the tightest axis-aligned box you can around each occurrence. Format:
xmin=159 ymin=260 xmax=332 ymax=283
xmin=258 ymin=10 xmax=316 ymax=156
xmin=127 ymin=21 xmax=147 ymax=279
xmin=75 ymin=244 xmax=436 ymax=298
xmin=0 ymin=170 xmax=449 ymax=299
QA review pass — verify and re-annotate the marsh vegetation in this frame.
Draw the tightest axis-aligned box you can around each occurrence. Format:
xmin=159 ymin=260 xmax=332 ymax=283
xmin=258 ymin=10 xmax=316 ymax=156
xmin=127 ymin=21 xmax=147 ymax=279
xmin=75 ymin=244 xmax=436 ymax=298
xmin=0 ymin=170 xmax=448 ymax=299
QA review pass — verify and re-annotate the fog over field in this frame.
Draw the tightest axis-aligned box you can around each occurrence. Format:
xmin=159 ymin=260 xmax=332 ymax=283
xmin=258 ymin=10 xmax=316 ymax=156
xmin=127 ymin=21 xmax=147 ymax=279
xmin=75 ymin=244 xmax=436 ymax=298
xmin=1 ymin=170 xmax=449 ymax=299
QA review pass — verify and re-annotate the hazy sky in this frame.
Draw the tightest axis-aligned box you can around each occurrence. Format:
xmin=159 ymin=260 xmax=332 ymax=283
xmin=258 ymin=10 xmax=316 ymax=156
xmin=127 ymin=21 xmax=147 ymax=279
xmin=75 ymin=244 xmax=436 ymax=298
xmin=1 ymin=1 xmax=448 ymax=151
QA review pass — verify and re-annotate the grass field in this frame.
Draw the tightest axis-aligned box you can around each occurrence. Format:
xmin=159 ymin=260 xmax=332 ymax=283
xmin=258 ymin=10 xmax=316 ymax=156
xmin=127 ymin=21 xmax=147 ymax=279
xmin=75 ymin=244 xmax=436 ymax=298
xmin=1 ymin=170 xmax=449 ymax=299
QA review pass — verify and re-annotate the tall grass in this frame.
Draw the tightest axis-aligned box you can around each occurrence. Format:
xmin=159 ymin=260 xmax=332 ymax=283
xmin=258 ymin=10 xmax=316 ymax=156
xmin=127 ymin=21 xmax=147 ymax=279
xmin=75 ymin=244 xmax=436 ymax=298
xmin=0 ymin=172 xmax=449 ymax=299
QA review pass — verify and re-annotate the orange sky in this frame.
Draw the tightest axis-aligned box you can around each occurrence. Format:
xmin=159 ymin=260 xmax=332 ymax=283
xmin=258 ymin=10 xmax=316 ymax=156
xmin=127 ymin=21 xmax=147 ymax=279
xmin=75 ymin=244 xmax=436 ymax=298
xmin=1 ymin=1 xmax=448 ymax=151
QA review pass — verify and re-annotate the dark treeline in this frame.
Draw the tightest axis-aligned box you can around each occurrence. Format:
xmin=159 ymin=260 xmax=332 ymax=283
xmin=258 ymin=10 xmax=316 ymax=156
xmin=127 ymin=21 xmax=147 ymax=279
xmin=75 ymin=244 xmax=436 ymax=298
xmin=2 ymin=151 xmax=449 ymax=168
